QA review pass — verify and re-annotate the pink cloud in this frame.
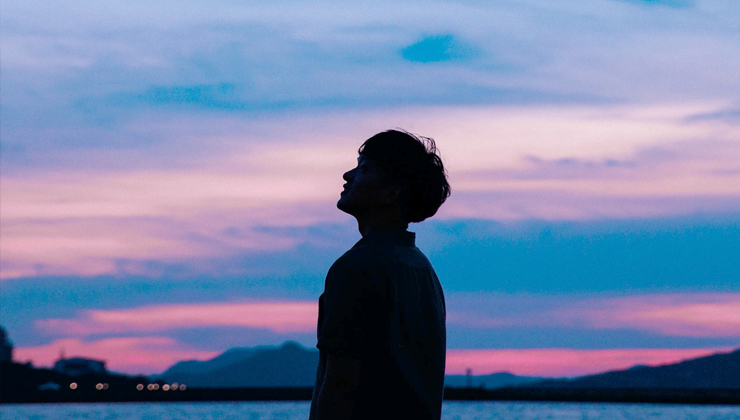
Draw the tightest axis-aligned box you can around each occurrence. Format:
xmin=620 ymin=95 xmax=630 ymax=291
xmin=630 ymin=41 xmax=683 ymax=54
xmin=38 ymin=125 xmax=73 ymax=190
xmin=635 ymin=302 xmax=740 ymax=333
xmin=445 ymin=347 xmax=734 ymax=377
xmin=447 ymin=292 xmax=740 ymax=338
xmin=0 ymin=139 xmax=351 ymax=279
xmin=572 ymin=294 xmax=740 ymax=337
xmin=36 ymin=301 xmax=318 ymax=336
xmin=0 ymin=200 xmax=337 ymax=279
xmin=14 ymin=337 xmax=219 ymax=375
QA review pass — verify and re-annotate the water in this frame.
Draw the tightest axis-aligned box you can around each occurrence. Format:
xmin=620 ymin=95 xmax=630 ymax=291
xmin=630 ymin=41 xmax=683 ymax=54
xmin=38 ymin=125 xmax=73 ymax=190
xmin=2 ymin=401 xmax=739 ymax=420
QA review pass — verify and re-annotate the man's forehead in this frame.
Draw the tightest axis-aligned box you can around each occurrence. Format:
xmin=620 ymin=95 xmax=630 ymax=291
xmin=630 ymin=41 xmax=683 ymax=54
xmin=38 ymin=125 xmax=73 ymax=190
xmin=358 ymin=155 xmax=386 ymax=174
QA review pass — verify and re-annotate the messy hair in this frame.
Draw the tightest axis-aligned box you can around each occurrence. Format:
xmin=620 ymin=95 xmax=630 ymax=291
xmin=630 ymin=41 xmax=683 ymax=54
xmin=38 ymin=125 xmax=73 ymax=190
xmin=359 ymin=130 xmax=451 ymax=223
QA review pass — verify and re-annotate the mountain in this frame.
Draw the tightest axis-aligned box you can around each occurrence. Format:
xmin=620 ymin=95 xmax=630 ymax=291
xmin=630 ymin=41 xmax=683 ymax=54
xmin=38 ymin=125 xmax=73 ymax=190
xmin=160 ymin=341 xmax=319 ymax=388
xmin=531 ymin=348 xmax=740 ymax=389
xmin=163 ymin=346 xmax=267 ymax=377
xmin=445 ymin=372 xmax=543 ymax=389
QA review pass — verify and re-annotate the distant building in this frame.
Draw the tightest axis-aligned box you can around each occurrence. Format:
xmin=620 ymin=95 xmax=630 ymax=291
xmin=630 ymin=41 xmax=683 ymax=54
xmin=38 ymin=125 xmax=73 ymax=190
xmin=54 ymin=357 xmax=107 ymax=376
xmin=0 ymin=327 xmax=13 ymax=362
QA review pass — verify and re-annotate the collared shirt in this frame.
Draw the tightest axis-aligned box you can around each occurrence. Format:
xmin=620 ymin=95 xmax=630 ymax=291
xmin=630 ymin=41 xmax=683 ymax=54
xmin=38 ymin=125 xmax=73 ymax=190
xmin=310 ymin=230 xmax=446 ymax=420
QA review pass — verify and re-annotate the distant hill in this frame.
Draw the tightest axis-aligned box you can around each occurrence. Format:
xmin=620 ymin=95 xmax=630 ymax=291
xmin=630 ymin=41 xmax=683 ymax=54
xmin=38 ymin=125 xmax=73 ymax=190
xmin=445 ymin=372 xmax=543 ymax=389
xmin=163 ymin=346 xmax=268 ymax=377
xmin=160 ymin=343 xmax=740 ymax=389
xmin=531 ymin=348 xmax=740 ymax=389
xmin=160 ymin=341 xmax=319 ymax=388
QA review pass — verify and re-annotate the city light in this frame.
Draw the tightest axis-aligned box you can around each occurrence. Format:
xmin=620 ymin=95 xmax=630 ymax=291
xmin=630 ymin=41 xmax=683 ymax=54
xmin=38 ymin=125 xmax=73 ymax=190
xmin=179 ymin=384 xmax=187 ymax=390
xmin=69 ymin=382 xmax=77 ymax=390
xmin=147 ymin=384 xmax=154 ymax=390
xmin=162 ymin=384 xmax=170 ymax=391
xmin=136 ymin=384 xmax=144 ymax=391
xmin=95 ymin=383 xmax=103 ymax=390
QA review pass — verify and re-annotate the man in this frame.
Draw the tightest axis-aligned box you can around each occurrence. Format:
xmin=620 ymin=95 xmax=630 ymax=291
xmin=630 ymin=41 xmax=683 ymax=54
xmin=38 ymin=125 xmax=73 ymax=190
xmin=310 ymin=130 xmax=451 ymax=420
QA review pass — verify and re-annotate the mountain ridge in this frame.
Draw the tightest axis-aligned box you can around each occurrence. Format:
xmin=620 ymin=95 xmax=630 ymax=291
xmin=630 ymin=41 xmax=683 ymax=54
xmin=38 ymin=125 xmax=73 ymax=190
xmin=529 ymin=348 xmax=740 ymax=389
xmin=160 ymin=341 xmax=319 ymax=388
xmin=159 ymin=343 xmax=740 ymax=389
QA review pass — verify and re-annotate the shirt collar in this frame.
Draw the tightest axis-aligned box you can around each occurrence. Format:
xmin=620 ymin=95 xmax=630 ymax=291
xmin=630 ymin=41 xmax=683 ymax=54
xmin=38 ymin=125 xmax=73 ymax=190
xmin=353 ymin=230 xmax=416 ymax=248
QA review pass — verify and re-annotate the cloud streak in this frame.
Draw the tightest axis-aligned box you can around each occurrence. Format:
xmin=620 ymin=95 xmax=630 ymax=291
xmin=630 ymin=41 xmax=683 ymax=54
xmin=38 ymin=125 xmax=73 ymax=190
xmin=563 ymin=295 xmax=740 ymax=337
xmin=36 ymin=301 xmax=318 ymax=336
xmin=448 ymin=293 xmax=740 ymax=338
xmin=33 ymin=293 xmax=740 ymax=341
xmin=445 ymin=347 xmax=732 ymax=377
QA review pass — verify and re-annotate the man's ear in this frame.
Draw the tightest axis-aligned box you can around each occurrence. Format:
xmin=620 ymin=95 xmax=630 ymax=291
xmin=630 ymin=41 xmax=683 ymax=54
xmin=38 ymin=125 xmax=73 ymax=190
xmin=381 ymin=184 xmax=402 ymax=205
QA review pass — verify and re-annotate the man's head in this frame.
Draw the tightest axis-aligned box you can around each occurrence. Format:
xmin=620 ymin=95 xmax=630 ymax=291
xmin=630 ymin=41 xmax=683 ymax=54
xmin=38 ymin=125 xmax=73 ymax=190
xmin=337 ymin=130 xmax=450 ymax=224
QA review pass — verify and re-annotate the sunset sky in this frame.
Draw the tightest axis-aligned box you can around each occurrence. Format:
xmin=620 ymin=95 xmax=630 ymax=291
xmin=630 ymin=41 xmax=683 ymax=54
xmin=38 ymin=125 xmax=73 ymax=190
xmin=2 ymin=0 xmax=739 ymax=377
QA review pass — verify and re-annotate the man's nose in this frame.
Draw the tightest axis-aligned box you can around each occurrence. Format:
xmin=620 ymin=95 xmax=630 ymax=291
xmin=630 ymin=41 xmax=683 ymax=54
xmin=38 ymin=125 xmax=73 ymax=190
xmin=343 ymin=168 xmax=355 ymax=181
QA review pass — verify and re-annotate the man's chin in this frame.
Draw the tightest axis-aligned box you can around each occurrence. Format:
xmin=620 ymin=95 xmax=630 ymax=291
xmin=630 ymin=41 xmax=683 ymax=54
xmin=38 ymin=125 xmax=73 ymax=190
xmin=336 ymin=198 xmax=354 ymax=215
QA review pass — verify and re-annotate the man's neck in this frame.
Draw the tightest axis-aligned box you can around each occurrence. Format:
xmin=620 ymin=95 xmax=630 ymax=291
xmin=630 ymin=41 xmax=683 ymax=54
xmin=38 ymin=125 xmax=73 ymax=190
xmin=356 ymin=213 xmax=408 ymax=237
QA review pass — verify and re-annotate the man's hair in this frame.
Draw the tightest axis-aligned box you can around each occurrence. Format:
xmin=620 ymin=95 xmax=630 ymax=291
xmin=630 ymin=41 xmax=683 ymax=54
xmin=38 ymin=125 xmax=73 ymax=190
xmin=359 ymin=130 xmax=451 ymax=223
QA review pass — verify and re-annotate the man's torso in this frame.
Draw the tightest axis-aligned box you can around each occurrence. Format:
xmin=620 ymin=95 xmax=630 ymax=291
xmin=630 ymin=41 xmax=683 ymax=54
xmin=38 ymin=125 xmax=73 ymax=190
xmin=310 ymin=231 xmax=446 ymax=420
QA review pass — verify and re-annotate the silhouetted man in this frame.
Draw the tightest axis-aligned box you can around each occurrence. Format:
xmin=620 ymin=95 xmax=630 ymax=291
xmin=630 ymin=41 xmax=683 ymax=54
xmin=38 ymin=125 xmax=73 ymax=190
xmin=310 ymin=130 xmax=451 ymax=420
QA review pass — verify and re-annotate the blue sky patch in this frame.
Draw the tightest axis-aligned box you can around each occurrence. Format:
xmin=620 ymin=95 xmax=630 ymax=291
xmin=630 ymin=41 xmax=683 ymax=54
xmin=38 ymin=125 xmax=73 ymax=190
xmin=400 ymin=34 xmax=473 ymax=63
xmin=138 ymin=83 xmax=245 ymax=109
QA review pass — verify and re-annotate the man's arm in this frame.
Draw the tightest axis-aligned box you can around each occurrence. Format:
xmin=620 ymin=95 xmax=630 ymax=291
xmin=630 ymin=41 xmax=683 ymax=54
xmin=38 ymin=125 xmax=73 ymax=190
xmin=315 ymin=354 xmax=361 ymax=420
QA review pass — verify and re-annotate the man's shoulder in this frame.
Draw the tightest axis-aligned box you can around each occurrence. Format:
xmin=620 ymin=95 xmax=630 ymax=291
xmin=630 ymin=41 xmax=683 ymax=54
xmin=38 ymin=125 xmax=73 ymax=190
xmin=323 ymin=247 xmax=385 ymax=297
xmin=334 ymin=241 xmax=432 ymax=273
xmin=328 ymin=245 xmax=377 ymax=274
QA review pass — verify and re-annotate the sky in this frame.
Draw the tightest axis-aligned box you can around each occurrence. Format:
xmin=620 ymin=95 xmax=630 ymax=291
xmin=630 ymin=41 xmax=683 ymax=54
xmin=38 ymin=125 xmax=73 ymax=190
xmin=1 ymin=0 xmax=739 ymax=377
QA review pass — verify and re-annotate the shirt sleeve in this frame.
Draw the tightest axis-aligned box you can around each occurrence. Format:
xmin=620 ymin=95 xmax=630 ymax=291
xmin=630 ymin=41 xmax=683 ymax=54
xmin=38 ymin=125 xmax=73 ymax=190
xmin=317 ymin=255 xmax=384 ymax=357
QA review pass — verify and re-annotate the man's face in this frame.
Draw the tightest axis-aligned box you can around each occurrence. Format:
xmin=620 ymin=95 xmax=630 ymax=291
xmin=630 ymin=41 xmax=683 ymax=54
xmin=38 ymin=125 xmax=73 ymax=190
xmin=337 ymin=155 xmax=387 ymax=216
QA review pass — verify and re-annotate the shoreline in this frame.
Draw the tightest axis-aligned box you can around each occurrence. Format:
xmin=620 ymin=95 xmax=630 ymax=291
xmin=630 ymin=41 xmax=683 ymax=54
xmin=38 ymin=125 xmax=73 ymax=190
xmin=3 ymin=387 xmax=739 ymax=405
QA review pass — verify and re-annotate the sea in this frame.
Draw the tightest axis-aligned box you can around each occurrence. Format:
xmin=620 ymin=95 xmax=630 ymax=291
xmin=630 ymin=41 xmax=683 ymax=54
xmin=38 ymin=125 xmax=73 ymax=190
xmin=2 ymin=401 xmax=739 ymax=420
